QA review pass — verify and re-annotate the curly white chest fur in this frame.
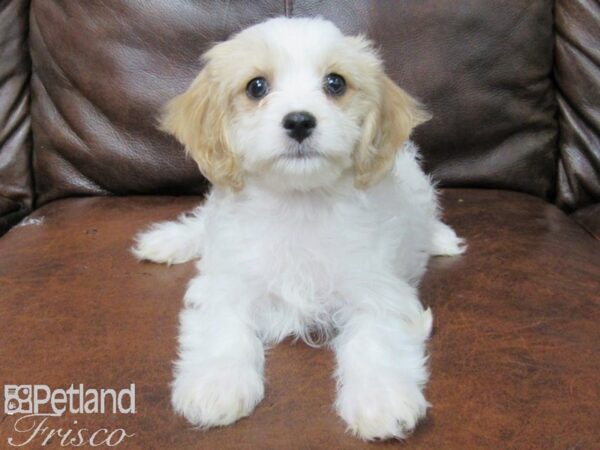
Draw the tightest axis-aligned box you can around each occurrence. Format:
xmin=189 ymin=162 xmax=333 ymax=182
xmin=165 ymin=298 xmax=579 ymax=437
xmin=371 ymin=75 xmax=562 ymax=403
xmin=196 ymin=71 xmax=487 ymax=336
xmin=190 ymin=149 xmax=440 ymax=343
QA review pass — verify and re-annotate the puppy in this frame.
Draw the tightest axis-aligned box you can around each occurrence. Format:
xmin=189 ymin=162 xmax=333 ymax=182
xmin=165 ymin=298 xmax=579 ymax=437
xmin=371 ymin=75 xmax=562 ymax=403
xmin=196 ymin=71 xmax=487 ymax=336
xmin=133 ymin=17 xmax=464 ymax=441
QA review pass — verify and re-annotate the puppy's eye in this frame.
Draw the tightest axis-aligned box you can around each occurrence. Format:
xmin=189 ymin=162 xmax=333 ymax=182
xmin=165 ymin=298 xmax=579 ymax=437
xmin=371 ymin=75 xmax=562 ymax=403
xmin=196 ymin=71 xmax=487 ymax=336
xmin=246 ymin=77 xmax=269 ymax=100
xmin=324 ymin=73 xmax=346 ymax=96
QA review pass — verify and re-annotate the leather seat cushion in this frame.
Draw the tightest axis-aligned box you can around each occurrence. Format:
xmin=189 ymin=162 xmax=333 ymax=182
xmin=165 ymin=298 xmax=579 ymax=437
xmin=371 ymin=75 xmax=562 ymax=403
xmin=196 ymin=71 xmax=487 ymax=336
xmin=1 ymin=189 xmax=598 ymax=449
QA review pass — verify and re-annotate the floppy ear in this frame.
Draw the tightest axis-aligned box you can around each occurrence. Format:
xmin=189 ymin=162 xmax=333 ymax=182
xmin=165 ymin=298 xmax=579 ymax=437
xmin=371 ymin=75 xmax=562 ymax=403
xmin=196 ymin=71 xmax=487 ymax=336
xmin=353 ymin=76 xmax=431 ymax=189
xmin=160 ymin=64 xmax=243 ymax=191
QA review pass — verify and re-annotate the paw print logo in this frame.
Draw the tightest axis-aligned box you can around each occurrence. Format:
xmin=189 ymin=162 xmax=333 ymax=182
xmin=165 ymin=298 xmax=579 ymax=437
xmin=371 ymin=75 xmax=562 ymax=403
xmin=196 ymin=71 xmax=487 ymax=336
xmin=4 ymin=385 xmax=33 ymax=415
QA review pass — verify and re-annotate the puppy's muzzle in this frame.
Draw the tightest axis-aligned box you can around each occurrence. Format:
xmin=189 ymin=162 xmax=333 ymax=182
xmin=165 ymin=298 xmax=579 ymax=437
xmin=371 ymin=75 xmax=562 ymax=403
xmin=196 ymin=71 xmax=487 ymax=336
xmin=282 ymin=111 xmax=317 ymax=143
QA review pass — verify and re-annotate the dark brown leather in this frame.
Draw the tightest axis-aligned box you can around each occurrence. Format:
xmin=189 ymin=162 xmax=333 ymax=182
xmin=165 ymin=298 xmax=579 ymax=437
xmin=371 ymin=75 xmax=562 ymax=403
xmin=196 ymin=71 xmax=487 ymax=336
xmin=1 ymin=189 xmax=598 ymax=449
xmin=30 ymin=1 xmax=558 ymax=208
xmin=0 ymin=0 xmax=33 ymax=235
xmin=573 ymin=202 xmax=600 ymax=240
xmin=292 ymin=1 xmax=558 ymax=199
xmin=555 ymin=0 xmax=600 ymax=212
xmin=30 ymin=0 xmax=283 ymax=206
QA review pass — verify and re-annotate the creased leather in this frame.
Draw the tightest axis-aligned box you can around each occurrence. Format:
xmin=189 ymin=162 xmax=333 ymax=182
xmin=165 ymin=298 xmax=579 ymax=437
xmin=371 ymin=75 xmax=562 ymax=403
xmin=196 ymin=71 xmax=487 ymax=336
xmin=291 ymin=0 xmax=558 ymax=199
xmin=30 ymin=1 xmax=558 ymax=207
xmin=0 ymin=0 xmax=32 ymax=235
xmin=573 ymin=202 xmax=600 ymax=240
xmin=0 ymin=190 xmax=598 ymax=449
xmin=30 ymin=0 xmax=284 ymax=207
xmin=555 ymin=0 xmax=600 ymax=212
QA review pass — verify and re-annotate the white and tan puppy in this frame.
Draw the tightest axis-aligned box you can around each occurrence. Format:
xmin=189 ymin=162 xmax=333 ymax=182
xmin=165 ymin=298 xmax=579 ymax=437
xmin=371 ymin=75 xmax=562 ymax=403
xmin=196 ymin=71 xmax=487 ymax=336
xmin=133 ymin=17 xmax=464 ymax=441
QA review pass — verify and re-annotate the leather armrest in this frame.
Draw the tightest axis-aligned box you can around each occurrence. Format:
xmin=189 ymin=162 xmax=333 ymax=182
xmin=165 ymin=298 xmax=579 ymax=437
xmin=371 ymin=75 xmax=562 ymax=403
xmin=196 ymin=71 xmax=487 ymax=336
xmin=0 ymin=0 xmax=33 ymax=236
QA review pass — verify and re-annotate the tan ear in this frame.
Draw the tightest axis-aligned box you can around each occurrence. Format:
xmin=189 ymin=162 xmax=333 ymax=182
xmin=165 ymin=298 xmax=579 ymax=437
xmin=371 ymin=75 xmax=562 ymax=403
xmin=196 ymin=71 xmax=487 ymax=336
xmin=160 ymin=66 xmax=242 ymax=191
xmin=354 ymin=76 xmax=431 ymax=189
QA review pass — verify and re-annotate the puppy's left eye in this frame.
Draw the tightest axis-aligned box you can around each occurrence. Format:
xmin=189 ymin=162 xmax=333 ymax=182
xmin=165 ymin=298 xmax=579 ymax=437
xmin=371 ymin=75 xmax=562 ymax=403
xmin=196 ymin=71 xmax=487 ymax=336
xmin=246 ymin=77 xmax=269 ymax=100
xmin=323 ymin=73 xmax=346 ymax=96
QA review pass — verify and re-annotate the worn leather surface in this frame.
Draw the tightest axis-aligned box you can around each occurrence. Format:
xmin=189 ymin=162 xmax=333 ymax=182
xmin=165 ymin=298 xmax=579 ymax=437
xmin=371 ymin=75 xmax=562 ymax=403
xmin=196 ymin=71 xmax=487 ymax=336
xmin=0 ymin=0 xmax=32 ymax=235
xmin=291 ymin=0 xmax=558 ymax=199
xmin=555 ymin=0 xmax=600 ymax=212
xmin=30 ymin=0 xmax=283 ymax=206
xmin=1 ymin=189 xmax=598 ymax=449
xmin=573 ymin=202 xmax=600 ymax=241
xmin=30 ymin=1 xmax=558 ymax=207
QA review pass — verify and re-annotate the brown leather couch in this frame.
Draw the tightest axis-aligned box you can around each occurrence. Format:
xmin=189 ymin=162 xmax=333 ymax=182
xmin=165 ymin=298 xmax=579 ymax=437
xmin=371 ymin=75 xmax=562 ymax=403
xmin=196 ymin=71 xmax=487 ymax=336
xmin=1 ymin=1 xmax=599 ymax=449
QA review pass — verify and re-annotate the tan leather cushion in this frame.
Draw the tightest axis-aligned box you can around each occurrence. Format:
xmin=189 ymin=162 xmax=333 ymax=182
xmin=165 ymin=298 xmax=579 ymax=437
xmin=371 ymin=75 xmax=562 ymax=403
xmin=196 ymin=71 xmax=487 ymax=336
xmin=1 ymin=189 xmax=598 ymax=449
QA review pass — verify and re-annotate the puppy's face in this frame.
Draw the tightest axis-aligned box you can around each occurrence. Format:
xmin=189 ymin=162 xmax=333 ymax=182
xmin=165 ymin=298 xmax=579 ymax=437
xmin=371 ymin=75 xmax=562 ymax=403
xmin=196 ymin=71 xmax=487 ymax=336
xmin=162 ymin=18 xmax=429 ymax=191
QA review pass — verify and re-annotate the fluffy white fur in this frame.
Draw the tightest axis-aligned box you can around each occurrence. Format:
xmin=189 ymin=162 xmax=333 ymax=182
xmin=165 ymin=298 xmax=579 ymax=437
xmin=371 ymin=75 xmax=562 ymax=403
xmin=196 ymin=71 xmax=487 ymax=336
xmin=133 ymin=17 xmax=465 ymax=441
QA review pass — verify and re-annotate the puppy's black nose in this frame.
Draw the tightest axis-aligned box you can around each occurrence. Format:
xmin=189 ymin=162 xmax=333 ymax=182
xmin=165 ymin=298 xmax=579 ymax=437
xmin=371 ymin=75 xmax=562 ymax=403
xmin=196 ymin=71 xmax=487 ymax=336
xmin=282 ymin=111 xmax=317 ymax=143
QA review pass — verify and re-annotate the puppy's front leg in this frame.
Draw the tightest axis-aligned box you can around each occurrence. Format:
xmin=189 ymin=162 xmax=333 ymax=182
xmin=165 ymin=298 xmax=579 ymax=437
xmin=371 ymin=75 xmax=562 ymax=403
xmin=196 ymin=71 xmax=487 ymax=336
xmin=171 ymin=275 xmax=264 ymax=427
xmin=334 ymin=278 xmax=433 ymax=441
xmin=132 ymin=205 xmax=205 ymax=265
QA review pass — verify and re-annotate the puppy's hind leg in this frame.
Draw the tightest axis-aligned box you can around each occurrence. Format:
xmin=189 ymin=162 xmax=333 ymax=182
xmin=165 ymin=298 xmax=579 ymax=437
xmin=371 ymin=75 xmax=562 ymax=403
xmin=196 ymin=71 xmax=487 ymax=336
xmin=429 ymin=220 xmax=466 ymax=256
xmin=132 ymin=204 xmax=205 ymax=264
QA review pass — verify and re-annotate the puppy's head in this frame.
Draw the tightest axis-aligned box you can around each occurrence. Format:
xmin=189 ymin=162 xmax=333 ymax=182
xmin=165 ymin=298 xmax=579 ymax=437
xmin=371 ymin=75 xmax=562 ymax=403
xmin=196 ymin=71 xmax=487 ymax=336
xmin=161 ymin=17 xmax=430 ymax=191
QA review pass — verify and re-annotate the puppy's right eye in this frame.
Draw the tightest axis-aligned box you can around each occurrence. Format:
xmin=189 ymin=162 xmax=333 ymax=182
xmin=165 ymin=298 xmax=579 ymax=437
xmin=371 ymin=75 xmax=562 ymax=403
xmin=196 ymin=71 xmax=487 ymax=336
xmin=246 ymin=77 xmax=269 ymax=100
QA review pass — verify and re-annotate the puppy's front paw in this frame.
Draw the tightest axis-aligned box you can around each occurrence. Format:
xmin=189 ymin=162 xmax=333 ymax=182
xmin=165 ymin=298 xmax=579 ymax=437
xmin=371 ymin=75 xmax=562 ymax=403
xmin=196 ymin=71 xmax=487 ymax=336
xmin=132 ymin=222 xmax=200 ymax=265
xmin=171 ymin=364 xmax=264 ymax=428
xmin=336 ymin=378 xmax=428 ymax=441
xmin=430 ymin=221 xmax=466 ymax=256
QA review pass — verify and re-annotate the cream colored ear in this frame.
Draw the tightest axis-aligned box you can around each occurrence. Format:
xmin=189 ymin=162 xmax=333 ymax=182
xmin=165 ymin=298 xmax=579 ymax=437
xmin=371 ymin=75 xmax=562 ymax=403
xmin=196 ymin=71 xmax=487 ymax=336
xmin=354 ymin=76 xmax=431 ymax=189
xmin=160 ymin=66 xmax=242 ymax=191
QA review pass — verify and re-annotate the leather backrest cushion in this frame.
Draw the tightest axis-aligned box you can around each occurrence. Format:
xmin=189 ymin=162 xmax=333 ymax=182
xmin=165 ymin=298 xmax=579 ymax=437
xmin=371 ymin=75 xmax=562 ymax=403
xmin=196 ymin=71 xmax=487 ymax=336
xmin=30 ymin=1 xmax=557 ymax=206
xmin=555 ymin=0 xmax=600 ymax=212
xmin=0 ymin=0 xmax=32 ymax=234
xmin=292 ymin=1 xmax=557 ymax=199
